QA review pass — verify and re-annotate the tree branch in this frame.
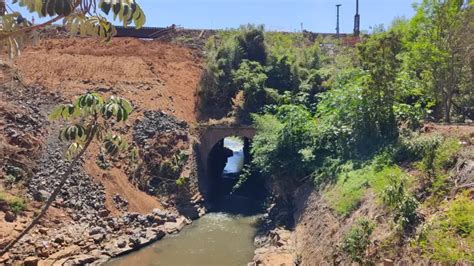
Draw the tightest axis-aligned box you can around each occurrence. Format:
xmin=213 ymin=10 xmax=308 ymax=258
xmin=0 ymin=0 xmax=82 ymax=41
xmin=0 ymin=15 xmax=64 ymax=41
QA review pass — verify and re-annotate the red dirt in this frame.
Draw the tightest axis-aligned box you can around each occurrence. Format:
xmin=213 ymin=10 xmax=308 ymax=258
xmin=423 ymin=123 xmax=474 ymax=142
xmin=12 ymin=37 xmax=204 ymax=215
xmin=14 ymin=37 xmax=203 ymax=123
xmin=83 ymin=149 xmax=161 ymax=215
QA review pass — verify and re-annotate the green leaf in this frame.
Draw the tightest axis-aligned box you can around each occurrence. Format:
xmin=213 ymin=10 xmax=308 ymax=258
xmin=120 ymin=98 xmax=133 ymax=114
xmin=49 ymin=105 xmax=64 ymax=120
xmin=66 ymin=142 xmax=83 ymax=160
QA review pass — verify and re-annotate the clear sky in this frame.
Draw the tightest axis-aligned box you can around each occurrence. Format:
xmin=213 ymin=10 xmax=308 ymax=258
xmin=11 ymin=0 xmax=420 ymax=33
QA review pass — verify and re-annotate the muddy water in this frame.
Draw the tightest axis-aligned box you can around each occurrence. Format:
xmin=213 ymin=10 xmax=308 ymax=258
xmin=108 ymin=213 xmax=261 ymax=266
xmin=108 ymin=138 xmax=262 ymax=266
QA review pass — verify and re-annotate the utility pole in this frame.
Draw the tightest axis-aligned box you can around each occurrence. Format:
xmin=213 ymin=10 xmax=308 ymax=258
xmin=354 ymin=0 xmax=360 ymax=36
xmin=336 ymin=4 xmax=341 ymax=37
xmin=0 ymin=0 xmax=6 ymax=16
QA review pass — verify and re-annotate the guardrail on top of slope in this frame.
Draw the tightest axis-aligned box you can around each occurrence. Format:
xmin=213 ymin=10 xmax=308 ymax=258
xmin=114 ymin=25 xmax=178 ymax=39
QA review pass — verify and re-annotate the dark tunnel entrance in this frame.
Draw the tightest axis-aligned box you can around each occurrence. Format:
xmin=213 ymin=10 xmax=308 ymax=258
xmin=206 ymin=136 xmax=267 ymax=215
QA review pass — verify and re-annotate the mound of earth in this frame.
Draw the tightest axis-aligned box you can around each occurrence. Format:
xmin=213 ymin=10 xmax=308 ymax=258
xmin=0 ymin=37 xmax=205 ymax=264
xmin=10 ymin=37 xmax=204 ymax=216
xmin=14 ymin=37 xmax=203 ymax=123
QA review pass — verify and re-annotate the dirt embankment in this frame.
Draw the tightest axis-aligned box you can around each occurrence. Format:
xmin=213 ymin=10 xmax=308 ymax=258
xmin=0 ymin=38 xmax=205 ymax=263
xmin=13 ymin=37 xmax=203 ymax=214
xmin=293 ymin=127 xmax=474 ymax=265
xmin=15 ymin=37 xmax=202 ymax=123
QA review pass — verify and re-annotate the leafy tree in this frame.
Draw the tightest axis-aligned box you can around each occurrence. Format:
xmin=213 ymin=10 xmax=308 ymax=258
xmin=265 ymin=54 xmax=298 ymax=92
xmin=314 ymin=31 xmax=402 ymax=158
xmin=251 ymin=105 xmax=317 ymax=195
xmin=342 ymin=218 xmax=375 ymax=263
xmin=401 ymin=0 xmax=473 ymax=122
xmin=199 ymin=35 xmax=242 ymax=116
xmin=0 ymin=0 xmax=146 ymax=58
xmin=357 ymin=30 xmax=402 ymax=140
xmin=0 ymin=92 xmax=133 ymax=255
xmin=235 ymin=24 xmax=267 ymax=65
xmin=232 ymin=60 xmax=267 ymax=121
xmin=199 ymin=26 xmax=327 ymax=121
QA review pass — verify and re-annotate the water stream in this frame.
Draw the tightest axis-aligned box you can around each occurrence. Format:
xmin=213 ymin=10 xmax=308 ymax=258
xmin=108 ymin=138 xmax=262 ymax=266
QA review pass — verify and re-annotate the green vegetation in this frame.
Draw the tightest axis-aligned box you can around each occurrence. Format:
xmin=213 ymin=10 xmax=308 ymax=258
xmin=401 ymin=133 xmax=463 ymax=202
xmin=0 ymin=191 xmax=27 ymax=214
xmin=418 ymin=192 xmax=474 ymax=263
xmin=198 ymin=6 xmax=471 ymax=250
xmin=342 ymin=218 xmax=375 ymax=263
xmin=380 ymin=174 xmax=418 ymax=229
xmin=195 ymin=3 xmax=472 ymax=262
xmin=251 ymin=105 xmax=317 ymax=194
xmin=395 ymin=131 xmax=443 ymax=163
xmin=323 ymin=159 xmax=415 ymax=218
xmin=434 ymin=138 xmax=462 ymax=171
xmin=323 ymin=162 xmax=372 ymax=216
xmin=199 ymin=25 xmax=325 ymax=121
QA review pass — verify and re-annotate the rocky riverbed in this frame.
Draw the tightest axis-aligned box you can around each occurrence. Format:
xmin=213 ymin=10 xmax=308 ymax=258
xmin=7 ymin=207 xmax=191 ymax=265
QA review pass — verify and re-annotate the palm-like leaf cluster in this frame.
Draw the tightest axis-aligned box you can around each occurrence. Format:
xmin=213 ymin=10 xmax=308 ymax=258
xmin=49 ymin=92 xmax=133 ymax=159
xmin=1 ymin=0 xmax=146 ymax=57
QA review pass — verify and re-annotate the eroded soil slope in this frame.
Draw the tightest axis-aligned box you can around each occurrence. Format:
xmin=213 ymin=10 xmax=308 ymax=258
xmin=13 ymin=37 xmax=203 ymax=214
xmin=0 ymin=38 xmax=204 ymax=263
xmin=15 ymin=37 xmax=202 ymax=123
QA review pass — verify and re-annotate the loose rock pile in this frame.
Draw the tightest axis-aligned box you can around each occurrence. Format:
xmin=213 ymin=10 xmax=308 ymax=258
xmin=131 ymin=110 xmax=191 ymax=194
xmin=28 ymin=136 xmax=107 ymax=221
xmin=10 ymin=207 xmax=190 ymax=264
xmin=1 ymin=78 xmax=203 ymax=264
xmin=6 ymin=124 xmax=194 ymax=264
xmin=133 ymin=110 xmax=188 ymax=147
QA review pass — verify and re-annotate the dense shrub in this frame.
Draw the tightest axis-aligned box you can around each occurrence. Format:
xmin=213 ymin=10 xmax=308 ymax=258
xmin=316 ymin=67 xmax=397 ymax=158
xmin=198 ymin=25 xmax=268 ymax=118
xmin=265 ymin=54 xmax=299 ymax=92
xmin=434 ymin=137 xmax=461 ymax=170
xmin=232 ymin=60 xmax=268 ymax=121
xmin=251 ymin=105 xmax=317 ymax=192
xmin=394 ymin=131 xmax=442 ymax=163
xmin=381 ymin=174 xmax=418 ymax=229
xmin=393 ymin=103 xmax=427 ymax=130
xmin=199 ymin=26 xmax=323 ymax=121
xmin=342 ymin=218 xmax=375 ymax=263
xmin=235 ymin=24 xmax=267 ymax=65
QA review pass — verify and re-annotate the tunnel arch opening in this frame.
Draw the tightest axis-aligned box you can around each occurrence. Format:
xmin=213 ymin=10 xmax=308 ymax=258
xmin=205 ymin=135 xmax=266 ymax=214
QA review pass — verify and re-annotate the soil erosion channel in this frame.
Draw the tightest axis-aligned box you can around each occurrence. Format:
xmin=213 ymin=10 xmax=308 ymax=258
xmin=108 ymin=137 xmax=264 ymax=265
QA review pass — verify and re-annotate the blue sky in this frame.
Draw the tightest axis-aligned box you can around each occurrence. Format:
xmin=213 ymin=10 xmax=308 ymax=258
xmin=11 ymin=0 xmax=419 ymax=33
